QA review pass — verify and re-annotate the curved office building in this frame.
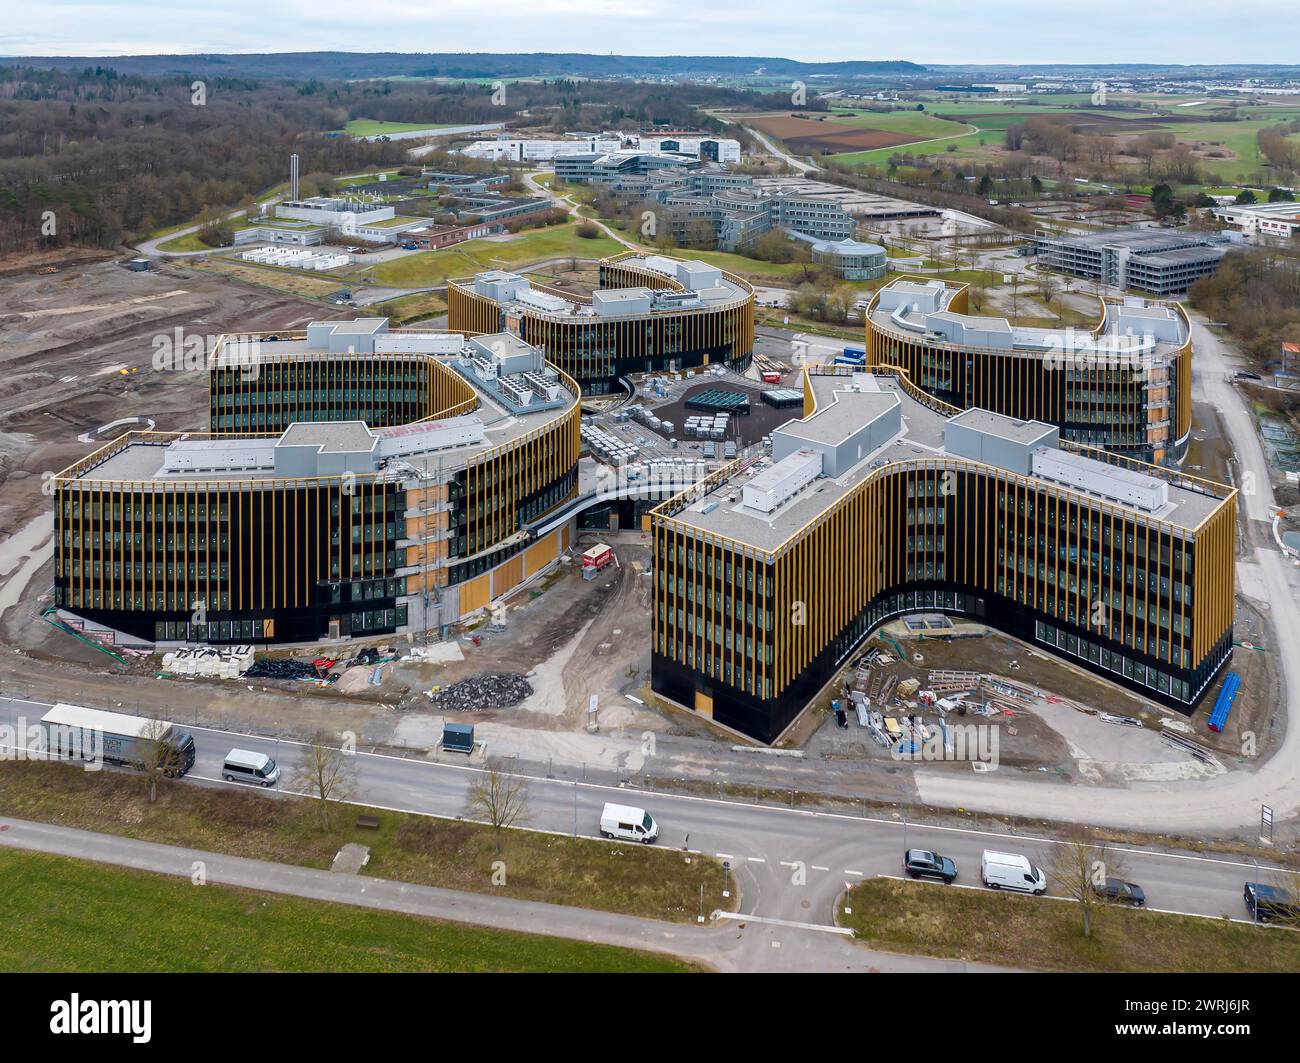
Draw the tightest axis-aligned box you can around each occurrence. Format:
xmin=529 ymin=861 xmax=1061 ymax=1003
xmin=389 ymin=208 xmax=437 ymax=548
xmin=448 ymin=251 xmax=756 ymax=396
xmin=54 ymin=319 xmax=581 ymax=646
xmin=864 ymin=277 xmax=1194 ymax=465
xmin=651 ymin=364 xmax=1235 ymax=744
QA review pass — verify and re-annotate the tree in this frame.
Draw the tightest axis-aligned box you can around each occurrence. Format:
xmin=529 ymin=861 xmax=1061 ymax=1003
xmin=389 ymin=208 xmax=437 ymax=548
xmin=575 ymin=221 xmax=600 ymax=239
xmin=1044 ymin=830 xmax=1129 ymax=939
xmin=1235 ymin=189 xmax=1258 ymax=204
xmin=469 ymin=769 xmax=529 ymax=853
xmin=138 ymin=718 xmax=185 ymax=804
xmin=292 ymin=730 xmax=357 ymax=831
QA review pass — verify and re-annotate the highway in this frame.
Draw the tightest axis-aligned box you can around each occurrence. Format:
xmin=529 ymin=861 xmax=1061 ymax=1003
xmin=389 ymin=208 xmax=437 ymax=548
xmin=1 ymin=692 xmax=1288 ymax=937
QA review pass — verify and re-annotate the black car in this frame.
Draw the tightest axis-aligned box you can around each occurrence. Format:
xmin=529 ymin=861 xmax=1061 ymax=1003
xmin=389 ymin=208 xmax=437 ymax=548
xmin=1244 ymin=882 xmax=1300 ymax=923
xmin=904 ymin=848 xmax=957 ymax=884
xmin=1093 ymin=877 xmax=1146 ymax=906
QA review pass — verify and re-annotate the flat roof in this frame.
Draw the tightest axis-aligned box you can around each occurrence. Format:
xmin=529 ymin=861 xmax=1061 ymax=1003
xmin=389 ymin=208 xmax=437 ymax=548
xmin=661 ymin=371 xmax=1227 ymax=552
xmin=870 ymin=278 xmax=1187 ymax=357
xmin=948 ymin=407 xmax=1055 ymax=445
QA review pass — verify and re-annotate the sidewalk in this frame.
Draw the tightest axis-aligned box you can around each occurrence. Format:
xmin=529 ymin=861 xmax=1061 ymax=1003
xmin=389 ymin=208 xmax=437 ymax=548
xmin=0 ymin=816 xmax=1005 ymax=973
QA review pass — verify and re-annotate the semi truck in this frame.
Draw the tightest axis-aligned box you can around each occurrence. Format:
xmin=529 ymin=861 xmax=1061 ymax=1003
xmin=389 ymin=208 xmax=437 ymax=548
xmin=40 ymin=703 xmax=196 ymax=777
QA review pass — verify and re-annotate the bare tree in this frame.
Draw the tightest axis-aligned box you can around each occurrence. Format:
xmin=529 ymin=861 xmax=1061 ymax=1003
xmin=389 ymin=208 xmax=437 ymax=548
xmin=138 ymin=718 xmax=185 ymax=804
xmin=469 ymin=768 xmax=529 ymax=853
xmin=1045 ymin=829 xmax=1129 ymax=939
xmin=292 ymin=730 xmax=358 ymax=831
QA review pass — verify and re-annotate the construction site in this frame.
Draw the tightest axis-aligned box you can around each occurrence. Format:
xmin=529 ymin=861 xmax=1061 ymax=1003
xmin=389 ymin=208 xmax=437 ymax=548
xmin=0 ymin=251 xmax=1284 ymax=817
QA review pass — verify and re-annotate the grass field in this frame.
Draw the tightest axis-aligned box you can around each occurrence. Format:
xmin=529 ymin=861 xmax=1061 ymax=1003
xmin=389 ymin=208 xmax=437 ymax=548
xmin=333 ymin=119 xmax=458 ymax=137
xmin=375 ymin=291 xmax=448 ymax=324
xmin=186 ymin=258 xmax=350 ymax=300
xmin=0 ymin=760 xmax=732 ymax=923
xmin=841 ymin=878 xmax=1300 ymax=973
xmin=0 ymin=850 xmax=697 ymax=973
xmin=363 ymin=223 xmax=625 ymax=287
xmin=157 ymin=230 xmax=212 ymax=253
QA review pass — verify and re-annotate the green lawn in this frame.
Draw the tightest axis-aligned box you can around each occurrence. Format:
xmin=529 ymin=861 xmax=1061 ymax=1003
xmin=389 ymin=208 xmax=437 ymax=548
xmin=841 ymin=878 xmax=1300 ymax=973
xmin=364 ymin=223 xmax=625 ymax=287
xmin=334 ymin=119 xmax=458 ymax=137
xmin=0 ymin=760 xmax=731 ymax=923
xmin=336 ymin=169 xmax=404 ymax=188
xmin=157 ymin=230 xmax=213 ymax=253
xmin=0 ymin=850 xmax=696 ymax=973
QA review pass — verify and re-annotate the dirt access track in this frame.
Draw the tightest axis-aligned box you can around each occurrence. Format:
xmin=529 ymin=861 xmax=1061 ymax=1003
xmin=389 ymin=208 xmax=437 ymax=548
xmin=0 ymin=257 xmax=356 ymax=663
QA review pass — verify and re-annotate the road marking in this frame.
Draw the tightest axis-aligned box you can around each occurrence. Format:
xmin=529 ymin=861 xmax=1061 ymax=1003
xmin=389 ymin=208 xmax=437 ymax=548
xmin=716 ymin=853 xmax=734 ymax=860
xmin=812 ymin=865 xmax=829 ymax=872
xmin=715 ymin=911 xmax=853 ymax=936
xmin=845 ymin=869 xmax=864 ymax=876
xmin=747 ymin=856 xmax=766 ymax=864
xmin=0 ymin=692 xmax=1292 ymax=878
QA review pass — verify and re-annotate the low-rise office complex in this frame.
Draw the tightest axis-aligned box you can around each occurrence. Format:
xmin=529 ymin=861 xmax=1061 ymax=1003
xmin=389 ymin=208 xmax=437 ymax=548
xmin=651 ymin=365 xmax=1236 ymax=743
xmin=448 ymin=252 xmax=756 ymax=395
xmin=864 ymin=277 xmax=1194 ymax=465
xmin=1209 ymin=200 xmax=1300 ymax=239
xmin=556 ymin=161 xmax=858 ymax=253
xmin=54 ymin=322 xmax=581 ymax=646
xmin=1031 ymin=229 xmax=1226 ymax=295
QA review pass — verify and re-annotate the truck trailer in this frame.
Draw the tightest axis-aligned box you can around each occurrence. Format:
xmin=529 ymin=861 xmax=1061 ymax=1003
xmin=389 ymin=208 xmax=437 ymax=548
xmin=39 ymin=703 xmax=196 ymax=776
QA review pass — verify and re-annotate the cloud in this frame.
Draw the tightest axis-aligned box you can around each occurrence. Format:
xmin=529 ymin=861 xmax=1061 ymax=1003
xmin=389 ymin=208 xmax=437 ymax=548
xmin=5 ymin=0 xmax=1297 ymax=64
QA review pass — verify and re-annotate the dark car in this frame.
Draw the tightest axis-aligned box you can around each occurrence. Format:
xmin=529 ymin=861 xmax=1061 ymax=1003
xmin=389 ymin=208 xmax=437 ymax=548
xmin=1244 ymin=882 xmax=1300 ymax=923
xmin=904 ymin=848 xmax=957 ymax=884
xmin=1094 ymin=877 xmax=1146 ymax=906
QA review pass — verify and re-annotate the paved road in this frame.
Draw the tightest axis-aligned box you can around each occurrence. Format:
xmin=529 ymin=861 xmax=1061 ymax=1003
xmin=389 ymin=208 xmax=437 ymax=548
xmin=522 ymin=169 xmax=639 ymax=250
xmin=916 ymin=313 xmax=1300 ymax=833
xmin=741 ymin=125 xmax=819 ymax=174
xmin=1 ymin=694 xmax=1286 ymax=935
xmin=0 ymin=816 xmax=1008 ymax=972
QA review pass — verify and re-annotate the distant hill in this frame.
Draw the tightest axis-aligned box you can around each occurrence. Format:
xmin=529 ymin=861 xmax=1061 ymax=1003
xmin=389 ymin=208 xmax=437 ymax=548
xmin=0 ymin=51 xmax=926 ymax=81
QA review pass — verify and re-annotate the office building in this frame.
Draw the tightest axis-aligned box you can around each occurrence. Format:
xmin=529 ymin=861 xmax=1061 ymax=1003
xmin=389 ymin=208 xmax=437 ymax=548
xmin=651 ymin=365 xmax=1236 ymax=743
xmin=864 ymin=277 xmax=1194 ymax=464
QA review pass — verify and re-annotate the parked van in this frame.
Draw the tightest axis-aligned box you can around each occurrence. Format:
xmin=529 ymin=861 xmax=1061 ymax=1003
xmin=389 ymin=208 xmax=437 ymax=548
xmin=980 ymin=850 xmax=1046 ymax=894
xmin=599 ymin=802 xmax=659 ymax=844
xmin=222 ymin=748 xmax=280 ymax=787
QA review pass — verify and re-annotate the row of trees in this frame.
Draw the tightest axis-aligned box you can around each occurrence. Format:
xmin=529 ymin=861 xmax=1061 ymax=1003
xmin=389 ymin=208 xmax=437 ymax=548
xmin=1188 ymin=247 xmax=1300 ymax=369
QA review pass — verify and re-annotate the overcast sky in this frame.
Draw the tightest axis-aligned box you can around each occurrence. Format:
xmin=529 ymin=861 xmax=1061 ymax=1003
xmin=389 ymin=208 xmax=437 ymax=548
xmin=5 ymin=0 xmax=1295 ymax=65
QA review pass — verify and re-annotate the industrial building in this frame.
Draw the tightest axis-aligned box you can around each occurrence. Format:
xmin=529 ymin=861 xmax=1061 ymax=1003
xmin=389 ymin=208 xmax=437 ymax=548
xmin=272 ymin=197 xmax=425 ymax=243
xmin=1030 ymin=229 xmax=1227 ymax=294
xmin=53 ymin=322 xmax=582 ymax=646
xmin=1209 ymin=200 xmax=1300 ymax=239
xmin=651 ymin=365 xmax=1236 ymax=743
xmin=462 ymin=133 xmax=740 ymax=164
xmin=864 ymin=277 xmax=1194 ymax=465
xmin=447 ymin=252 xmax=756 ymax=395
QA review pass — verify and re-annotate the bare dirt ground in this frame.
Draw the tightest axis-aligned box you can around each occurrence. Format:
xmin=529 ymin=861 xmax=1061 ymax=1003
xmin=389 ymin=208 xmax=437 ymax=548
xmin=0 ymin=257 xmax=356 ymax=680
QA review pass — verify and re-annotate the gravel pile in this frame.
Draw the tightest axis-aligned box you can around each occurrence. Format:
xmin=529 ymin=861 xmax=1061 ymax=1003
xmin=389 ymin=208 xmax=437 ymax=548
xmin=431 ymin=672 xmax=532 ymax=711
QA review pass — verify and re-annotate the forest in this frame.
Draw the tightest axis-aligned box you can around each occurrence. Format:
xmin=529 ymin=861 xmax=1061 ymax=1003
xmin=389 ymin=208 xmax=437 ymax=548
xmin=0 ymin=66 xmax=775 ymax=253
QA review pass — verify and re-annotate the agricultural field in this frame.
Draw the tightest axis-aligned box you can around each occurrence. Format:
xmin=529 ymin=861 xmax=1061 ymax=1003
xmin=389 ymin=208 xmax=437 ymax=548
xmin=830 ymin=97 xmax=1300 ymax=183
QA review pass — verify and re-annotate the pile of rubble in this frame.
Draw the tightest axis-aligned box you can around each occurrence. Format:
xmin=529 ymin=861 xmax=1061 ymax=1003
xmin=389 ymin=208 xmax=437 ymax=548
xmin=430 ymin=672 xmax=532 ymax=711
xmin=246 ymin=658 xmax=321 ymax=681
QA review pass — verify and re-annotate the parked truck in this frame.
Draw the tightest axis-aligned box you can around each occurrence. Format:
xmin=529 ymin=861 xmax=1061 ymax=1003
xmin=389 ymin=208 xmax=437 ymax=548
xmin=40 ymin=703 xmax=196 ymax=777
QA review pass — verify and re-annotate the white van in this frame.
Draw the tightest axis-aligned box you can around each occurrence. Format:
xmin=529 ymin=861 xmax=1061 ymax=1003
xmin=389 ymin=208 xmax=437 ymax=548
xmin=599 ymin=802 xmax=659 ymax=844
xmin=981 ymin=850 xmax=1047 ymax=894
xmin=222 ymin=748 xmax=280 ymax=787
